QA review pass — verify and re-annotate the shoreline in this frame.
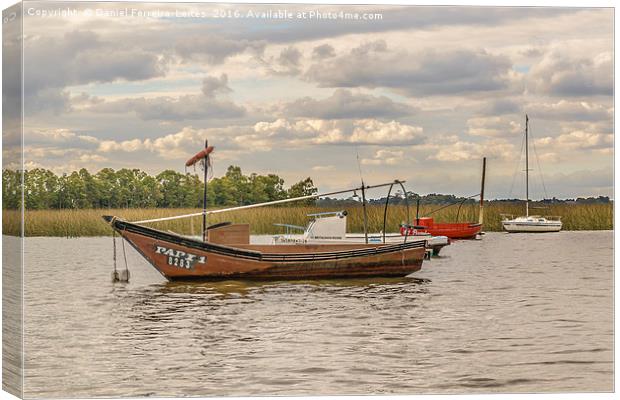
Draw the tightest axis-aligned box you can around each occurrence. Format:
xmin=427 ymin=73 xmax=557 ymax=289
xmin=2 ymin=204 xmax=613 ymax=237
xmin=3 ymin=229 xmax=615 ymax=239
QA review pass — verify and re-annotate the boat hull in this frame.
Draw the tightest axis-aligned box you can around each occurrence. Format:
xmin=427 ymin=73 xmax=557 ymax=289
xmin=106 ymin=217 xmax=426 ymax=281
xmin=418 ymin=223 xmax=482 ymax=239
xmin=412 ymin=217 xmax=481 ymax=239
xmin=329 ymin=234 xmax=449 ymax=255
xmin=502 ymin=221 xmax=562 ymax=233
xmin=275 ymin=233 xmax=449 ymax=256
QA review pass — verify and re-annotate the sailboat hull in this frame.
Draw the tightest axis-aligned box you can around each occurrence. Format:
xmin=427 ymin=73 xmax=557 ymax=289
xmin=502 ymin=219 xmax=562 ymax=233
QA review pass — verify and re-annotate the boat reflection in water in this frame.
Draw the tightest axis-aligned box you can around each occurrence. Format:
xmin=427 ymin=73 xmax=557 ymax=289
xmin=111 ymin=277 xmax=432 ymax=339
xmin=157 ymin=276 xmax=432 ymax=297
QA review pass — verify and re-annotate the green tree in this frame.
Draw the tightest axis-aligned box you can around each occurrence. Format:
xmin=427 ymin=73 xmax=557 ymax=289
xmin=2 ymin=169 xmax=22 ymax=209
xmin=287 ymin=177 xmax=318 ymax=206
xmin=24 ymin=168 xmax=60 ymax=209
xmin=249 ymin=173 xmax=286 ymax=203
xmin=94 ymin=168 xmax=118 ymax=208
xmin=5 ymin=166 xmax=307 ymax=209
xmin=156 ymin=170 xmax=202 ymax=208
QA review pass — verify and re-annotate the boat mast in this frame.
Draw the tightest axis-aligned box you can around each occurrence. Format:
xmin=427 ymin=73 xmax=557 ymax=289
xmin=525 ymin=115 xmax=529 ymax=217
xmin=361 ymin=183 xmax=369 ymax=244
xmin=202 ymin=139 xmax=209 ymax=242
xmin=478 ymin=157 xmax=486 ymax=225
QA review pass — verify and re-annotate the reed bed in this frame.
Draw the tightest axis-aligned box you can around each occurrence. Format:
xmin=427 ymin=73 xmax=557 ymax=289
xmin=2 ymin=203 xmax=613 ymax=237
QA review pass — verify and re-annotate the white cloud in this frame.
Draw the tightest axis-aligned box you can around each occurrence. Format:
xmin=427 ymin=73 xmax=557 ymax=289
xmin=535 ymin=130 xmax=613 ymax=151
xmin=351 ymin=120 xmax=423 ymax=144
xmin=97 ymin=127 xmax=209 ymax=159
xmin=78 ymin=154 xmax=108 ymax=163
xmin=431 ymin=138 xmax=515 ymax=162
xmin=98 ymin=138 xmax=145 ymax=153
xmin=248 ymin=118 xmax=424 ymax=147
xmin=527 ymin=50 xmax=613 ymax=97
xmin=467 ymin=116 xmax=522 ymax=137
xmin=527 ymin=100 xmax=612 ymax=122
xmin=361 ymin=149 xmax=407 ymax=165
xmin=312 ymin=165 xmax=335 ymax=171
xmin=29 ymin=128 xmax=94 ymax=142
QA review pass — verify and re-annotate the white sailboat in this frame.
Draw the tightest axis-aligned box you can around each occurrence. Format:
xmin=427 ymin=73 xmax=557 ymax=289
xmin=502 ymin=115 xmax=562 ymax=233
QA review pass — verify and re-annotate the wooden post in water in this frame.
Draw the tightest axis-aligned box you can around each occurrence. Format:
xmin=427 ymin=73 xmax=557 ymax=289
xmin=479 ymin=157 xmax=486 ymax=226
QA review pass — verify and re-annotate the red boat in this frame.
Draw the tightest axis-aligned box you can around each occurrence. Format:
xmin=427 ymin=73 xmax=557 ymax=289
xmin=408 ymin=217 xmax=482 ymax=239
xmin=400 ymin=157 xmax=487 ymax=240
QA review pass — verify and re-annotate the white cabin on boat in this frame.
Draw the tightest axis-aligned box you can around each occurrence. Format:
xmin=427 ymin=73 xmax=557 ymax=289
xmin=273 ymin=211 xmax=450 ymax=255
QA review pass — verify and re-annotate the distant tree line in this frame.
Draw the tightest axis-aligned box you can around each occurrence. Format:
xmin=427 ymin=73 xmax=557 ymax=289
xmin=493 ymin=196 xmax=611 ymax=205
xmin=2 ymin=167 xmax=610 ymax=210
xmin=317 ymin=192 xmax=612 ymax=207
xmin=2 ymin=166 xmax=317 ymax=210
xmin=317 ymin=192 xmax=479 ymax=207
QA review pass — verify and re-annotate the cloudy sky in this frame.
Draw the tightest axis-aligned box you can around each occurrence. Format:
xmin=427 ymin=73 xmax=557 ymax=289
xmin=6 ymin=2 xmax=614 ymax=199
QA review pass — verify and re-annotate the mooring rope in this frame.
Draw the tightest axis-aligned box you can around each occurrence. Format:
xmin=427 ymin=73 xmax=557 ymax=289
xmin=112 ymin=230 xmax=117 ymax=274
xmin=121 ymin=235 xmax=129 ymax=274
xmin=508 ymin=128 xmax=526 ymax=198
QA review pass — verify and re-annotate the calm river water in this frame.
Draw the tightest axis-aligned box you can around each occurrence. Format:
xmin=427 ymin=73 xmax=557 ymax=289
xmin=21 ymin=231 xmax=612 ymax=397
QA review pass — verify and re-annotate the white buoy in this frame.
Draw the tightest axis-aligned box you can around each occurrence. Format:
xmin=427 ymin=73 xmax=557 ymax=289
xmin=119 ymin=269 xmax=130 ymax=282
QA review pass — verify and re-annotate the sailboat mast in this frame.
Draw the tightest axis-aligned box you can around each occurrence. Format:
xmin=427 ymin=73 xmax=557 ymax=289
xmin=478 ymin=157 xmax=486 ymax=225
xmin=525 ymin=114 xmax=529 ymax=217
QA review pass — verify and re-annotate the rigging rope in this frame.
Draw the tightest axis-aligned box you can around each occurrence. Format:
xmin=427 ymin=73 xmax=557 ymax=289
xmin=112 ymin=230 xmax=117 ymax=274
xmin=426 ymin=193 xmax=480 ymax=216
xmin=508 ymin=127 xmax=526 ymax=198
xmin=200 ymin=155 xmax=214 ymax=181
xmin=355 ymin=146 xmax=364 ymax=184
xmin=121 ymin=234 xmax=130 ymax=276
xmin=111 ymin=229 xmax=130 ymax=282
xmin=529 ymin=121 xmax=549 ymax=200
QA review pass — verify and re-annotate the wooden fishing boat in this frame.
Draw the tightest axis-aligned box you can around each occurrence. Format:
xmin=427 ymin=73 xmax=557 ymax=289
xmin=103 ymin=216 xmax=426 ymax=281
xmin=104 ymin=141 xmax=426 ymax=281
